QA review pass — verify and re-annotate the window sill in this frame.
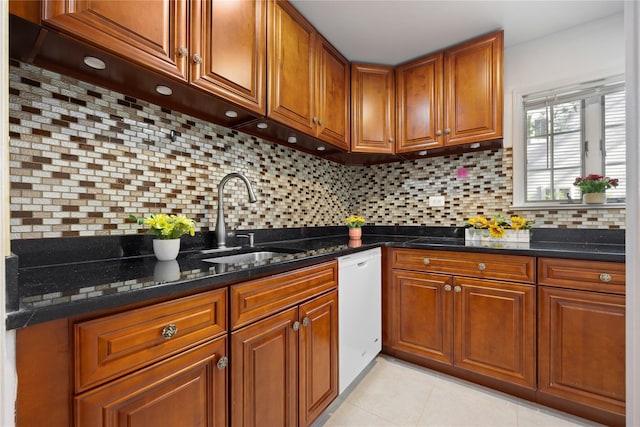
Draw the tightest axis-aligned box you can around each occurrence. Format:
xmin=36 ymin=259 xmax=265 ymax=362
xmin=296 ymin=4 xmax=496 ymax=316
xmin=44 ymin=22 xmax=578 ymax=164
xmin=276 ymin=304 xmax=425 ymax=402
xmin=511 ymin=203 xmax=626 ymax=211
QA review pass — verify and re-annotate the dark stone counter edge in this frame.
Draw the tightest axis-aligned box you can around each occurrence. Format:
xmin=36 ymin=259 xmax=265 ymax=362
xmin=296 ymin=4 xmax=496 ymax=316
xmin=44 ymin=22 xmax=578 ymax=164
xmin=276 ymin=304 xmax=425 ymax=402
xmin=5 ymin=232 xmax=626 ymax=330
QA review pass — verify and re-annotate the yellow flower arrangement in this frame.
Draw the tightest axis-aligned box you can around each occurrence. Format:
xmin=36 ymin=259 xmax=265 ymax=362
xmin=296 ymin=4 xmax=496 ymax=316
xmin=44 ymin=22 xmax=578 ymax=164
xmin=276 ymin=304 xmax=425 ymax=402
xmin=467 ymin=215 xmax=533 ymax=239
xmin=345 ymin=215 xmax=366 ymax=228
xmin=129 ymin=213 xmax=196 ymax=239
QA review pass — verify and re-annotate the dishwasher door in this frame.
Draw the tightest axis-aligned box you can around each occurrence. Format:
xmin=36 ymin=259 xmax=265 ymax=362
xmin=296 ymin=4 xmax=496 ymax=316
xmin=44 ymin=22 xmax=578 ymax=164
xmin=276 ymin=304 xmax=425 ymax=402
xmin=338 ymin=248 xmax=382 ymax=394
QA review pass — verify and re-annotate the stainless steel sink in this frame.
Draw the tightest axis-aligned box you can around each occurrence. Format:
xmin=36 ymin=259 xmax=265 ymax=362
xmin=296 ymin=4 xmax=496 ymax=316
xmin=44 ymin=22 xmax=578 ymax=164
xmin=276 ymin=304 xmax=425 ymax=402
xmin=202 ymin=251 xmax=283 ymax=264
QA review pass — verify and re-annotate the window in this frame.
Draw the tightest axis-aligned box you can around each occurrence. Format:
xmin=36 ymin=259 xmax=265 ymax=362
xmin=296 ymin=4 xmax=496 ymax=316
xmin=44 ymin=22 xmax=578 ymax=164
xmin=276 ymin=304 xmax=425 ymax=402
xmin=521 ymin=76 xmax=625 ymax=204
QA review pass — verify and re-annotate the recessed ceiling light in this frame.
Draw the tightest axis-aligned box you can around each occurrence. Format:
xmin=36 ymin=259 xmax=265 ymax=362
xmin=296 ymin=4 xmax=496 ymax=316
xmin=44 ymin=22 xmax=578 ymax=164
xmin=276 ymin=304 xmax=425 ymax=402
xmin=418 ymin=150 xmax=428 ymax=156
xmin=317 ymin=146 xmax=326 ymax=151
xmin=287 ymin=136 xmax=297 ymax=144
xmin=225 ymin=110 xmax=238 ymax=118
xmin=469 ymin=143 xmax=481 ymax=149
xmin=155 ymin=85 xmax=173 ymax=96
xmin=83 ymin=56 xmax=106 ymax=70
xmin=257 ymin=122 xmax=268 ymax=129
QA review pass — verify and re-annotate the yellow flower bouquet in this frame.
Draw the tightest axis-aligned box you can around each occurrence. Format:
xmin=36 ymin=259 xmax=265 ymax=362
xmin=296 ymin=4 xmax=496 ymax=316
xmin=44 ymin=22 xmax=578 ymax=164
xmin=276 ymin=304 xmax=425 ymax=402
xmin=130 ymin=213 xmax=196 ymax=239
xmin=465 ymin=214 xmax=533 ymax=245
xmin=345 ymin=215 xmax=366 ymax=228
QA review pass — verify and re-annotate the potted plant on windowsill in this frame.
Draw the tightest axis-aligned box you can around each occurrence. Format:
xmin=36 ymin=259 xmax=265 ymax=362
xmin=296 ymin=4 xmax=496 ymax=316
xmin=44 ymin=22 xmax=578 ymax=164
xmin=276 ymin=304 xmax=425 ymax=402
xmin=129 ymin=213 xmax=196 ymax=260
xmin=573 ymin=174 xmax=619 ymax=204
xmin=465 ymin=214 xmax=534 ymax=245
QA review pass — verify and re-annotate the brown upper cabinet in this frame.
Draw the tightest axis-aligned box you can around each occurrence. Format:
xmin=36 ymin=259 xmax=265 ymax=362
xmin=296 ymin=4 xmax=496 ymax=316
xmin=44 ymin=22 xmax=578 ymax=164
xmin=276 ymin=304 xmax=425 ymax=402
xmin=395 ymin=31 xmax=503 ymax=153
xmin=351 ymin=63 xmax=396 ymax=153
xmin=268 ymin=0 xmax=350 ymax=150
xmin=39 ymin=0 xmax=266 ymax=114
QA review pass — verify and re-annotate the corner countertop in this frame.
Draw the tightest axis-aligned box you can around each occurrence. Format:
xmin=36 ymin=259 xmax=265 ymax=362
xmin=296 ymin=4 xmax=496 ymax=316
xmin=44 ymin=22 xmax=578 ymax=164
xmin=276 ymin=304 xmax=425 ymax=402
xmin=6 ymin=232 xmax=625 ymax=330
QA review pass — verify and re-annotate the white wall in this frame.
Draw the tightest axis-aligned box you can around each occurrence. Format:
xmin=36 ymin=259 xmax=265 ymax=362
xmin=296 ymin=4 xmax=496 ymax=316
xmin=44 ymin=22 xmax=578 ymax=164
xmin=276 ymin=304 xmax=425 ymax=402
xmin=503 ymin=13 xmax=625 ymax=148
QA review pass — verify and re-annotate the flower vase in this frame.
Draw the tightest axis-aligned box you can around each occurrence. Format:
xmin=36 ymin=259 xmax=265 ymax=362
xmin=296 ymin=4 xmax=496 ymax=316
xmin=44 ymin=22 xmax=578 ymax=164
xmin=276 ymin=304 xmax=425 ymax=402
xmin=348 ymin=227 xmax=362 ymax=240
xmin=583 ymin=192 xmax=606 ymax=204
xmin=153 ymin=238 xmax=180 ymax=261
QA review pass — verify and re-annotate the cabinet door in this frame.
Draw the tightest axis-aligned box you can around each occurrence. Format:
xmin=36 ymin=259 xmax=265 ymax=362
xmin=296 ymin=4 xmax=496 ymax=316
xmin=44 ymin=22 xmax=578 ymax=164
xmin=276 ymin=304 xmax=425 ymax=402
xmin=267 ymin=0 xmax=316 ymax=134
xmin=75 ymin=337 xmax=228 ymax=427
xmin=538 ymin=286 xmax=625 ymax=415
xmin=299 ymin=291 xmax=338 ymax=426
xmin=231 ymin=308 xmax=298 ymax=427
xmin=351 ymin=63 xmax=395 ymax=153
xmin=190 ymin=0 xmax=266 ymax=114
xmin=444 ymin=31 xmax=503 ymax=146
xmin=390 ymin=270 xmax=453 ymax=364
xmin=453 ymin=277 xmax=536 ymax=388
xmin=42 ymin=0 xmax=188 ymax=80
xmin=395 ymin=53 xmax=443 ymax=153
xmin=316 ymin=36 xmax=350 ymax=150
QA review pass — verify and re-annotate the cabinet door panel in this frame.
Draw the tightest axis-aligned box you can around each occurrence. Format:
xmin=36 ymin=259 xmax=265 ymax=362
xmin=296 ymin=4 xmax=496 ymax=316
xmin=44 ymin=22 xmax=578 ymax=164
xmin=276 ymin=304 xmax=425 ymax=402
xmin=190 ymin=0 xmax=266 ymax=113
xmin=231 ymin=308 xmax=298 ymax=427
xmin=75 ymin=338 xmax=227 ymax=427
xmin=444 ymin=31 xmax=503 ymax=145
xmin=42 ymin=0 xmax=188 ymax=80
xmin=454 ymin=277 xmax=535 ymax=388
xmin=351 ymin=63 xmax=395 ymax=153
xmin=299 ymin=291 xmax=338 ymax=426
xmin=538 ymin=286 xmax=625 ymax=414
xmin=316 ymin=38 xmax=350 ymax=149
xmin=390 ymin=270 xmax=453 ymax=364
xmin=267 ymin=0 xmax=316 ymax=133
xmin=396 ymin=53 xmax=443 ymax=152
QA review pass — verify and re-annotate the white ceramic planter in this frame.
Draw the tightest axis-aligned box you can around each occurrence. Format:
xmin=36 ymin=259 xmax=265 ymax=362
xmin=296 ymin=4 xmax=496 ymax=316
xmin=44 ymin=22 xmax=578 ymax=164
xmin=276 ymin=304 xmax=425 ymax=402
xmin=465 ymin=228 xmax=531 ymax=245
xmin=153 ymin=238 xmax=181 ymax=261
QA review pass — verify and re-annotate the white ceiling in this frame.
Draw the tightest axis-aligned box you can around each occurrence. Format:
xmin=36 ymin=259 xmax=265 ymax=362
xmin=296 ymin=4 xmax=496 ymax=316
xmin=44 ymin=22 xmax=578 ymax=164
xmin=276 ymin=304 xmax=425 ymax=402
xmin=289 ymin=0 xmax=624 ymax=65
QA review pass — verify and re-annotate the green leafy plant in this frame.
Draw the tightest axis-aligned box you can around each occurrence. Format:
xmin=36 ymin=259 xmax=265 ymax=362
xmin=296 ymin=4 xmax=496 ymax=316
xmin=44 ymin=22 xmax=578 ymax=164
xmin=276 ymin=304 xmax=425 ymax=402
xmin=129 ymin=213 xmax=196 ymax=239
xmin=344 ymin=215 xmax=365 ymax=228
xmin=573 ymin=174 xmax=619 ymax=194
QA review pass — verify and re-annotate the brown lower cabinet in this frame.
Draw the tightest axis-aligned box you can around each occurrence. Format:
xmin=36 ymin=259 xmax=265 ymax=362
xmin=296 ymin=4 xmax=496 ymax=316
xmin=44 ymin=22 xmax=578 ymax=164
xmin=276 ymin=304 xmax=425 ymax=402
xmin=389 ymin=269 xmax=536 ymax=389
xmin=231 ymin=290 xmax=338 ymax=427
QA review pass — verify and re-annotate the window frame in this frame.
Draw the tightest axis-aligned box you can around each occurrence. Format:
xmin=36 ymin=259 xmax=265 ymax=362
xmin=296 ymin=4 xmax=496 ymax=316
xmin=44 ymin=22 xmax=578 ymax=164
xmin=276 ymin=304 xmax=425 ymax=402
xmin=512 ymin=74 xmax=626 ymax=209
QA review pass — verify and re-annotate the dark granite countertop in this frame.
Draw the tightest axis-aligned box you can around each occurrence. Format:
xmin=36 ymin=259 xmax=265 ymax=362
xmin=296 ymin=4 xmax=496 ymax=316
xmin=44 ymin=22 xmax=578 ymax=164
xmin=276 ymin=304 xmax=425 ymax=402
xmin=6 ymin=227 xmax=625 ymax=330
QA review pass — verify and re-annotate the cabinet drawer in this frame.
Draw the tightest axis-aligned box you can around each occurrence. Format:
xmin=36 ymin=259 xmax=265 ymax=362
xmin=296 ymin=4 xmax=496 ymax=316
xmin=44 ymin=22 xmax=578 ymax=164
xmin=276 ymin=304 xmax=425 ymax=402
xmin=75 ymin=288 xmax=227 ymax=393
xmin=538 ymin=258 xmax=625 ymax=294
xmin=230 ymin=261 xmax=337 ymax=330
xmin=392 ymin=249 xmax=535 ymax=283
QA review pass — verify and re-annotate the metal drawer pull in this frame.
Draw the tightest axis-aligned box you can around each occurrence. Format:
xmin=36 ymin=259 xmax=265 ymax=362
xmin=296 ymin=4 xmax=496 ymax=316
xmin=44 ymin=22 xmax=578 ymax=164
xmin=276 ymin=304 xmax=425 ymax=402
xmin=454 ymin=285 xmax=462 ymax=293
xmin=217 ymin=356 xmax=228 ymax=370
xmin=178 ymin=46 xmax=188 ymax=56
xmin=302 ymin=317 xmax=309 ymax=327
xmin=444 ymin=284 xmax=452 ymax=292
xmin=161 ymin=323 xmax=178 ymax=339
xmin=600 ymin=273 xmax=612 ymax=282
xmin=477 ymin=263 xmax=486 ymax=271
xmin=193 ymin=54 xmax=202 ymax=64
xmin=293 ymin=321 xmax=300 ymax=331
xmin=423 ymin=258 xmax=430 ymax=265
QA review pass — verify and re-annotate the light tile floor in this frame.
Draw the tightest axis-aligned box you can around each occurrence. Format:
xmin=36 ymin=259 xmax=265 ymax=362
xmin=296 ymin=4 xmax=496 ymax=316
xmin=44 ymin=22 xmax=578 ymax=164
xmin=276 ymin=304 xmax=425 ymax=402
xmin=314 ymin=355 xmax=603 ymax=427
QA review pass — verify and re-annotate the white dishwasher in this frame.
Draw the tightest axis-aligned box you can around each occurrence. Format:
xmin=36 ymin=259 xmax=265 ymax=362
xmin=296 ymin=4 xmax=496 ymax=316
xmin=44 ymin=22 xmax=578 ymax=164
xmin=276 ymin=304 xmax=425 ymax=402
xmin=338 ymin=247 xmax=382 ymax=394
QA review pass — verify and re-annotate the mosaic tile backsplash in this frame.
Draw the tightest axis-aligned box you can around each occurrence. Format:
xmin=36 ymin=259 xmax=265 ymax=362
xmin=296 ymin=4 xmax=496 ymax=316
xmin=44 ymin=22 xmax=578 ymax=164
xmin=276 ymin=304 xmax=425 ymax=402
xmin=8 ymin=61 xmax=625 ymax=239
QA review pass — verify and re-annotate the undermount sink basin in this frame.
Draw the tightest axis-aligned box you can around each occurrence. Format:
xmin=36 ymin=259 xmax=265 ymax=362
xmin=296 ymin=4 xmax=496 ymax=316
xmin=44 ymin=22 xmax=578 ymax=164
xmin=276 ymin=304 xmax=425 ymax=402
xmin=202 ymin=251 xmax=283 ymax=264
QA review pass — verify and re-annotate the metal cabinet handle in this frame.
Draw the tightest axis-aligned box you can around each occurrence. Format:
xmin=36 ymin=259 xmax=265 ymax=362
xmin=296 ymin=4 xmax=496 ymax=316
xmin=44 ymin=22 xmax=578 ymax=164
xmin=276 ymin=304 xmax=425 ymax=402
xmin=444 ymin=284 xmax=452 ymax=292
xmin=302 ymin=317 xmax=309 ymax=327
xmin=423 ymin=258 xmax=430 ymax=266
xmin=318 ymin=119 xmax=323 ymax=125
xmin=600 ymin=273 xmax=612 ymax=282
xmin=435 ymin=130 xmax=442 ymax=136
xmin=217 ymin=356 xmax=228 ymax=370
xmin=477 ymin=263 xmax=486 ymax=271
xmin=389 ymin=137 xmax=394 ymax=143
xmin=193 ymin=54 xmax=202 ymax=64
xmin=161 ymin=323 xmax=178 ymax=339
xmin=178 ymin=46 xmax=188 ymax=57
xmin=444 ymin=128 xmax=451 ymax=135
xmin=312 ymin=116 xmax=318 ymax=124
xmin=293 ymin=321 xmax=300 ymax=331
xmin=454 ymin=285 xmax=462 ymax=293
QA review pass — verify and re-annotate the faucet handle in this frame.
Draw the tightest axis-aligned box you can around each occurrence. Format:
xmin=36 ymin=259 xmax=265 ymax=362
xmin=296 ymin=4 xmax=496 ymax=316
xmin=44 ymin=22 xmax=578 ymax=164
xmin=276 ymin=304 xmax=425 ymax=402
xmin=236 ymin=232 xmax=255 ymax=247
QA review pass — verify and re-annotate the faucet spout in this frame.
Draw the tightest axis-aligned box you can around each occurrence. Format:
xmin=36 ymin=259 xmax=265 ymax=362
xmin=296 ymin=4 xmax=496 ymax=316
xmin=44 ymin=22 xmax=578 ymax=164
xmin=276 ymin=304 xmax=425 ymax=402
xmin=215 ymin=172 xmax=257 ymax=248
